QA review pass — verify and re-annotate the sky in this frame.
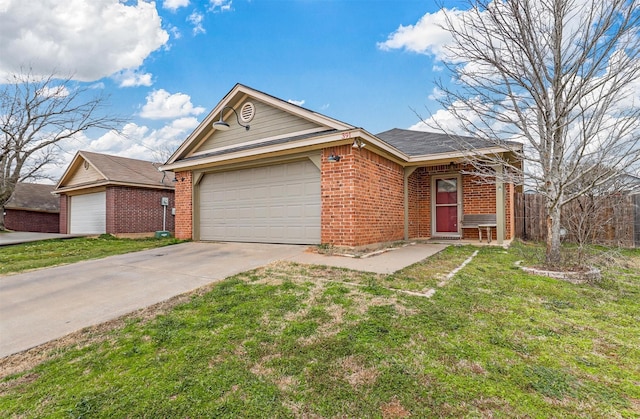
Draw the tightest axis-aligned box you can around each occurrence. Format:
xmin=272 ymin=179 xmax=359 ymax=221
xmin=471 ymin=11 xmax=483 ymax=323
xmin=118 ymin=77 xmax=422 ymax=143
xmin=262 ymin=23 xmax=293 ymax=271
xmin=0 ymin=0 xmax=464 ymax=180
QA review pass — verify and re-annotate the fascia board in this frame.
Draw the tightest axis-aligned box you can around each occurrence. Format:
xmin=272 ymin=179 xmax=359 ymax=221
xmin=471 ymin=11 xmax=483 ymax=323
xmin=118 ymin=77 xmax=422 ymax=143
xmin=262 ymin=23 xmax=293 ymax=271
xmin=405 ymin=146 xmax=518 ymax=165
xmin=53 ymin=180 xmax=174 ymax=195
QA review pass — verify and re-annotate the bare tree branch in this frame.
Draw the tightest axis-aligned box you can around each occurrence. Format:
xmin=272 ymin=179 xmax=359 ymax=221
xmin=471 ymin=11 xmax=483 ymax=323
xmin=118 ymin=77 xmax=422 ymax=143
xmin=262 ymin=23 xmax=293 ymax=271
xmin=0 ymin=69 xmax=127 ymax=229
xmin=429 ymin=0 xmax=640 ymax=266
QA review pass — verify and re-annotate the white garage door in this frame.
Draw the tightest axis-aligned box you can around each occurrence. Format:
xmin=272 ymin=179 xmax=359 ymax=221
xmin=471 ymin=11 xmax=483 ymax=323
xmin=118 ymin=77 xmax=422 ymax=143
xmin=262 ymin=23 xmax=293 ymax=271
xmin=70 ymin=192 xmax=106 ymax=234
xmin=199 ymin=159 xmax=320 ymax=244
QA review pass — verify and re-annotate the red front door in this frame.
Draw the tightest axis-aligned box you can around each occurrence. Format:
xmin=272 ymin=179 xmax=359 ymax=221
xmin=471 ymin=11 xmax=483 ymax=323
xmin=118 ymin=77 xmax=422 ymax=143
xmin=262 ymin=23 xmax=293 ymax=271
xmin=435 ymin=177 xmax=459 ymax=233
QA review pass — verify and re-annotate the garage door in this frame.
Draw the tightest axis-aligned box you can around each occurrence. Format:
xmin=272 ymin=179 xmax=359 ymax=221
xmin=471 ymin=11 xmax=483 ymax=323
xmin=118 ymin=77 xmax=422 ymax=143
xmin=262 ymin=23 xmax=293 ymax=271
xmin=199 ymin=159 xmax=320 ymax=244
xmin=70 ymin=192 xmax=106 ymax=234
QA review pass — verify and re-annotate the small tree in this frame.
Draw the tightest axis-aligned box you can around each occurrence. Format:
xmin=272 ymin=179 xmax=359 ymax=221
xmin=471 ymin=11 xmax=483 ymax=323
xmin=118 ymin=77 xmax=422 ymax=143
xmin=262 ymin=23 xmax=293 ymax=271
xmin=430 ymin=0 xmax=640 ymax=266
xmin=0 ymin=70 xmax=125 ymax=230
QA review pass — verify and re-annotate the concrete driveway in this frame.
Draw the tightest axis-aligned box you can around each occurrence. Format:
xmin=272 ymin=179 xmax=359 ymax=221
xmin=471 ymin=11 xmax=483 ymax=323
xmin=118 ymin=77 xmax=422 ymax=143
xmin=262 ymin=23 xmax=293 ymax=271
xmin=0 ymin=241 xmax=448 ymax=358
xmin=0 ymin=242 xmax=304 ymax=358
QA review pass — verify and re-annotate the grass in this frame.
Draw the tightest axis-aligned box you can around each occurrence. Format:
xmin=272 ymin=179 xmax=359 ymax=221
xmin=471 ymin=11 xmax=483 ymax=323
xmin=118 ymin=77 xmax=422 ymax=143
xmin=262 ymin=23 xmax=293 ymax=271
xmin=0 ymin=235 xmax=182 ymax=275
xmin=1 ymin=243 xmax=639 ymax=417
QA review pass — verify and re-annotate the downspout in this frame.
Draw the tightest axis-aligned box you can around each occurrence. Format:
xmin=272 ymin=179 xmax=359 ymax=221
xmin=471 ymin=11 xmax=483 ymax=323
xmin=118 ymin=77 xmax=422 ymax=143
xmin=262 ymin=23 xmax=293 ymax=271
xmin=404 ymin=167 xmax=418 ymax=240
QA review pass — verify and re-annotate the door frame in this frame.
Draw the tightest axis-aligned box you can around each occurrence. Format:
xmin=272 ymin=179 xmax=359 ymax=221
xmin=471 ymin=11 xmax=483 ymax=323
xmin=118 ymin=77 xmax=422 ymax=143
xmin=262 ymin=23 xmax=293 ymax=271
xmin=431 ymin=173 xmax=462 ymax=237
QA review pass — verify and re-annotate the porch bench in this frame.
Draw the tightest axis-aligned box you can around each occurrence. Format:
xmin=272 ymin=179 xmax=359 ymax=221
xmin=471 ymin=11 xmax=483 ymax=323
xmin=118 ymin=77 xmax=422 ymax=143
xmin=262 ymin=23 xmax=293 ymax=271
xmin=460 ymin=214 xmax=497 ymax=243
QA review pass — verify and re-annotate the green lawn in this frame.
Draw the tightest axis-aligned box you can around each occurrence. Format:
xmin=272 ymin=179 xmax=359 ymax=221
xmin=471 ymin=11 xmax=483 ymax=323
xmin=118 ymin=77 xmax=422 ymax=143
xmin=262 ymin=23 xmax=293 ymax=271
xmin=0 ymin=235 xmax=181 ymax=275
xmin=1 ymin=243 xmax=638 ymax=417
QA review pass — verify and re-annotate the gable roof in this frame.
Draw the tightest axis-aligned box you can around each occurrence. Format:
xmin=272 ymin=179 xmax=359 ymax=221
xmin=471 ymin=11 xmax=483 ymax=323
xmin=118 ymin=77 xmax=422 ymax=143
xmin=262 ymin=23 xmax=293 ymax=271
xmin=160 ymin=84 xmax=522 ymax=171
xmin=5 ymin=183 xmax=59 ymax=213
xmin=54 ymin=151 xmax=174 ymax=194
xmin=165 ymin=83 xmax=355 ymax=166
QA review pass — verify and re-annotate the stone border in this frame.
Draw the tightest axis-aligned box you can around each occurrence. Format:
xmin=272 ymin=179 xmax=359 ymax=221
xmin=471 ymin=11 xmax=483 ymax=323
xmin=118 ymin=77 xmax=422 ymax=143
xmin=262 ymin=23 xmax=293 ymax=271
xmin=515 ymin=261 xmax=601 ymax=284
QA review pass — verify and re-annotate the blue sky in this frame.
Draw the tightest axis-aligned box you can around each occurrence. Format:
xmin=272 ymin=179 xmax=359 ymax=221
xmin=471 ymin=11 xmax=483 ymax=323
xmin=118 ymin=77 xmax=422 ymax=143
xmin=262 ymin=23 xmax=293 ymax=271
xmin=0 ymin=0 xmax=462 ymax=178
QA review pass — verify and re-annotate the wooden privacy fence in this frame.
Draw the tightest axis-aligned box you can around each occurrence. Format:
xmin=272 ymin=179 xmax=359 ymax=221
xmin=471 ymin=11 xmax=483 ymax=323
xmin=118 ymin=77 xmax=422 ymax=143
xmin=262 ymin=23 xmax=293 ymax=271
xmin=514 ymin=193 xmax=640 ymax=248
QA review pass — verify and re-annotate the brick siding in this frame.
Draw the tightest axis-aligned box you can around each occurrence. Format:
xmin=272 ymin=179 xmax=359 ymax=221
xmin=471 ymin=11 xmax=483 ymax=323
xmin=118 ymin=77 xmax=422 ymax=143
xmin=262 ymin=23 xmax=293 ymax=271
xmin=59 ymin=195 xmax=68 ymax=234
xmin=174 ymin=171 xmax=193 ymax=240
xmin=406 ymin=163 xmax=514 ymax=241
xmin=5 ymin=209 xmax=60 ymax=233
xmin=172 ymin=151 xmax=515 ymax=245
xmin=321 ymin=144 xmax=404 ymax=246
xmin=106 ymin=186 xmax=175 ymax=234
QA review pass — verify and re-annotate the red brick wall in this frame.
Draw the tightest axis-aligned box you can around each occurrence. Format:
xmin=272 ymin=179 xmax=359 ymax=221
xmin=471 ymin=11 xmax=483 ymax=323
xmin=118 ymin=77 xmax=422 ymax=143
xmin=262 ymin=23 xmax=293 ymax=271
xmin=105 ymin=186 xmax=175 ymax=234
xmin=174 ymin=171 xmax=193 ymax=240
xmin=59 ymin=195 xmax=68 ymax=234
xmin=321 ymin=144 xmax=404 ymax=246
xmin=5 ymin=209 xmax=60 ymax=233
xmin=462 ymin=173 xmax=497 ymax=240
xmin=406 ymin=164 xmax=515 ymax=241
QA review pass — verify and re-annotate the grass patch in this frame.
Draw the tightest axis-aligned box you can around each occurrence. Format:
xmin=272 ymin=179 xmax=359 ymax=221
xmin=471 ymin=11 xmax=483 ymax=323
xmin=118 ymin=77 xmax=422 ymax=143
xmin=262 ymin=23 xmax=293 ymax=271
xmin=0 ymin=235 xmax=182 ymax=275
xmin=1 ymin=245 xmax=638 ymax=417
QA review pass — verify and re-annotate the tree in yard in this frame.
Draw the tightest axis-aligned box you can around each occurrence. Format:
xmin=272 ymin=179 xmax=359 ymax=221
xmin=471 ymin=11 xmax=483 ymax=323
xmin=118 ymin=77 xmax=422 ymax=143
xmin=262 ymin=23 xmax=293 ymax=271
xmin=0 ymin=70 xmax=125 ymax=230
xmin=429 ymin=0 xmax=640 ymax=266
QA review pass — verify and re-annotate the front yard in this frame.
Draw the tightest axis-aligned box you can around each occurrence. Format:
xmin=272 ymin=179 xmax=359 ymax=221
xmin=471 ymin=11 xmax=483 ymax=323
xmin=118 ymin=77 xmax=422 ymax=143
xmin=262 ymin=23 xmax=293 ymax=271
xmin=1 ymin=242 xmax=639 ymax=417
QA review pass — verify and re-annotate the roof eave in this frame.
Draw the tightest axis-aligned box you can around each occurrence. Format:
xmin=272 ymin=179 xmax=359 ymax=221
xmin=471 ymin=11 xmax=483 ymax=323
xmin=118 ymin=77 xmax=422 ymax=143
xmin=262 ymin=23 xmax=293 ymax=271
xmin=405 ymin=146 xmax=519 ymax=165
xmin=160 ymin=129 xmax=410 ymax=171
xmin=53 ymin=180 xmax=174 ymax=194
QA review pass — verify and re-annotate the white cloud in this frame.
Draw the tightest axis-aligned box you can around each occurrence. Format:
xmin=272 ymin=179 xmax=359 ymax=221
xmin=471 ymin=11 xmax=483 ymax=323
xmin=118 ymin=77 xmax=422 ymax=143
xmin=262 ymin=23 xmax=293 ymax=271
xmin=113 ymin=69 xmax=153 ymax=88
xmin=0 ymin=0 xmax=169 ymax=82
xmin=163 ymin=0 xmax=189 ymax=12
xmin=47 ymin=116 xmax=201 ymax=180
xmin=377 ymin=8 xmax=458 ymax=60
xmin=428 ymin=87 xmax=445 ymax=101
xmin=209 ymin=0 xmax=232 ymax=13
xmin=140 ymin=89 xmax=206 ymax=120
xmin=169 ymin=25 xmax=182 ymax=40
xmin=187 ymin=11 xmax=206 ymax=35
xmin=37 ymin=85 xmax=70 ymax=98
xmin=287 ymin=99 xmax=305 ymax=106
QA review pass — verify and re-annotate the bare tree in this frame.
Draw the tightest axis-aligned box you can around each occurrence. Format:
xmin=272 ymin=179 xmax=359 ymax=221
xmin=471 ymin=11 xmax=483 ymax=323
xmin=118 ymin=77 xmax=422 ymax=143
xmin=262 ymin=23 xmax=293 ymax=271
xmin=430 ymin=0 xmax=640 ymax=266
xmin=0 ymin=70 xmax=125 ymax=230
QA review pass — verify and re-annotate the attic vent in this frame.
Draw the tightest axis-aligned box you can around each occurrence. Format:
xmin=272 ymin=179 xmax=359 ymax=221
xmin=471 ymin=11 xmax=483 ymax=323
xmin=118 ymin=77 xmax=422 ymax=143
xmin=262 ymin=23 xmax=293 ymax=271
xmin=240 ymin=102 xmax=255 ymax=123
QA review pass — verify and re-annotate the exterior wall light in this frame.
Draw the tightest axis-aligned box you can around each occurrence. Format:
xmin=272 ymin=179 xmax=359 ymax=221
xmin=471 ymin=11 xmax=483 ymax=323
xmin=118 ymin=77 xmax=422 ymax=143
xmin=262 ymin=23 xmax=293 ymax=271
xmin=352 ymin=139 xmax=366 ymax=149
xmin=213 ymin=106 xmax=250 ymax=131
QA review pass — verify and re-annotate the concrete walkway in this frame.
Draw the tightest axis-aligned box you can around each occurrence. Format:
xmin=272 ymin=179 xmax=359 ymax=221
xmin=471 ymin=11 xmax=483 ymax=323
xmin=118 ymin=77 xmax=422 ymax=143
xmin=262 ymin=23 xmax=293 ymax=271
xmin=0 ymin=232 xmax=80 ymax=246
xmin=288 ymin=243 xmax=449 ymax=274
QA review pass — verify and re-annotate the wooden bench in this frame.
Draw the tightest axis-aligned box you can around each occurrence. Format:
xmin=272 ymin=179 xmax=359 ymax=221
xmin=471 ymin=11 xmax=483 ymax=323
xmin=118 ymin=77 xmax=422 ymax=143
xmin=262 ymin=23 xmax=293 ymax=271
xmin=460 ymin=214 xmax=497 ymax=243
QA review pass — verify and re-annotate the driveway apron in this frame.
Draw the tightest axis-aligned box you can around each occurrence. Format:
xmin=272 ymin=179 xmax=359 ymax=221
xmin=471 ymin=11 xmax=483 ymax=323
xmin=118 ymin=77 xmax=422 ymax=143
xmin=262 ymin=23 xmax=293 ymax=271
xmin=0 ymin=242 xmax=304 ymax=358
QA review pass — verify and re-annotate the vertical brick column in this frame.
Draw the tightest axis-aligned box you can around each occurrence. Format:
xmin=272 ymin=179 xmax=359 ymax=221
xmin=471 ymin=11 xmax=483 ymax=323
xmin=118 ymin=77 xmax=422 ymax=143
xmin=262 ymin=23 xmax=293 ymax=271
xmin=174 ymin=171 xmax=193 ymax=240
xmin=59 ymin=194 xmax=68 ymax=234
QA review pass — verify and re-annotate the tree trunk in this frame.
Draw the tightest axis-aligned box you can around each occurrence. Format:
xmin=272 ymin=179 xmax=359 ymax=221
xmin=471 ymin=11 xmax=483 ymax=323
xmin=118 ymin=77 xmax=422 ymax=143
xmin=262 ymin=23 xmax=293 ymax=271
xmin=545 ymin=204 xmax=562 ymax=266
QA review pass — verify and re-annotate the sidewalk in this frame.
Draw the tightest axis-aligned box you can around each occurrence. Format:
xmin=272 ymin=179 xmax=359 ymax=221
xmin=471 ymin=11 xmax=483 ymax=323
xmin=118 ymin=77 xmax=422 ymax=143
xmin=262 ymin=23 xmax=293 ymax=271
xmin=0 ymin=232 xmax=80 ymax=246
xmin=288 ymin=243 xmax=449 ymax=274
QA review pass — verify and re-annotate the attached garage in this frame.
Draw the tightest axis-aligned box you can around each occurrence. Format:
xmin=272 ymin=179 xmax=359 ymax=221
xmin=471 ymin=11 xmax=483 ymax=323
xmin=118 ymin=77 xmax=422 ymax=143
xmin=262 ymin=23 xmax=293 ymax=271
xmin=198 ymin=159 xmax=321 ymax=244
xmin=69 ymin=192 xmax=106 ymax=234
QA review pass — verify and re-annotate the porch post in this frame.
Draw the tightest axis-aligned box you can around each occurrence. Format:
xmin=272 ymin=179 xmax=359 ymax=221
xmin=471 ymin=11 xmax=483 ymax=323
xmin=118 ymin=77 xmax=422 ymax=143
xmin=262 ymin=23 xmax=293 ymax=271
xmin=494 ymin=164 xmax=505 ymax=245
xmin=404 ymin=167 xmax=418 ymax=241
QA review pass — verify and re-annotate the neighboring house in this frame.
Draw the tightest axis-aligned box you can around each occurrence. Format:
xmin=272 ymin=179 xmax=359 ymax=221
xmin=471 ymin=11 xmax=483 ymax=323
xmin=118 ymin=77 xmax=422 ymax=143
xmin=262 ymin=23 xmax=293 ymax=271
xmin=160 ymin=84 xmax=522 ymax=247
xmin=4 ymin=183 xmax=60 ymax=233
xmin=54 ymin=151 xmax=175 ymax=236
